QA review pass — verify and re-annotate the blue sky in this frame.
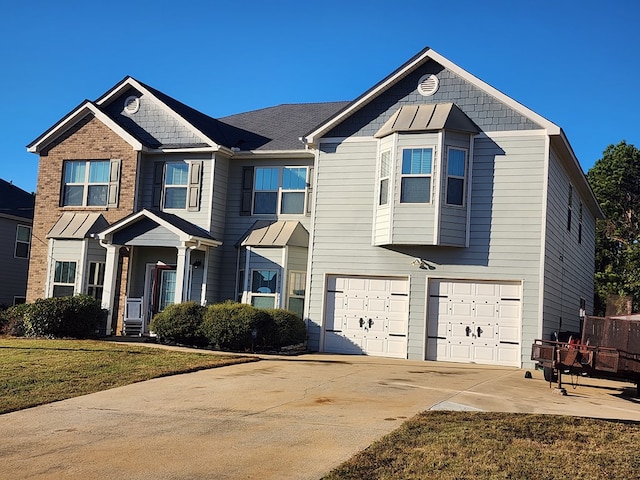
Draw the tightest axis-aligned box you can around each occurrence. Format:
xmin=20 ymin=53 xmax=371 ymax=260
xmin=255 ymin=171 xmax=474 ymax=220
xmin=2 ymin=0 xmax=638 ymax=193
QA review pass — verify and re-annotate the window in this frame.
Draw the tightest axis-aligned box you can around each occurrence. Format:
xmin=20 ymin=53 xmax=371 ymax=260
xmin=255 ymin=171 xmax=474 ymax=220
xmin=87 ymin=262 xmax=105 ymax=300
xmin=15 ymin=225 xmax=31 ymax=259
xmin=400 ymin=148 xmax=432 ymax=203
xmin=578 ymin=203 xmax=583 ymax=244
xmin=446 ymin=148 xmax=466 ymax=206
xmin=251 ymin=269 xmax=278 ymax=308
xmin=288 ymin=271 xmax=306 ymax=318
xmin=253 ymin=167 xmax=307 ymax=214
xmin=567 ymin=185 xmax=573 ymax=231
xmin=379 ymin=151 xmax=391 ymax=205
xmin=13 ymin=297 xmax=26 ymax=306
xmin=63 ymin=160 xmax=111 ymax=206
xmin=53 ymin=261 xmax=76 ymax=297
xmin=158 ymin=269 xmax=177 ymax=311
xmin=237 ymin=270 xmax=245 ymax=302
xmin=164 ymin=162 xmax=189 ymax=209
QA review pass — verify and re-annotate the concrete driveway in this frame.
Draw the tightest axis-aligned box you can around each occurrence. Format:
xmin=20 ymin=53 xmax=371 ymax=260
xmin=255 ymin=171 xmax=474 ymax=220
xmin=1 ymin=353 xmax=639 ymax=480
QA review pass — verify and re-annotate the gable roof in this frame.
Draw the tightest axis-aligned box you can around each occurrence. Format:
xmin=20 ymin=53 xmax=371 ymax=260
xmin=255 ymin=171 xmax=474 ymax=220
xmin=303 ymin=47 xmax=559 ymax=145
xmin=98 ymin=209 xmax=220 ymax=247
xmin=0 ymin=179 xmax=35 ymax=220
xmin=26 ymin=100 xmax=144 ymax=154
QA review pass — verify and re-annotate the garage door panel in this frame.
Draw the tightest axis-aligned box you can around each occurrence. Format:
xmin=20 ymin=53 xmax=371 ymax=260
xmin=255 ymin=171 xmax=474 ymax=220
xmin=324 ymin=276 xmax=408 ymax=359
xmin=475 ymin=303 xmax=498 ymax=318
xmin=428 ymin=279 xmax=521 ymax=367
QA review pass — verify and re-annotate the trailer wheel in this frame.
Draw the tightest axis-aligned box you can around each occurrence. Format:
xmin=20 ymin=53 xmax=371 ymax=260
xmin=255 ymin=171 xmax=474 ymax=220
xmin=543 ymin=366 xmax=557 ymax=383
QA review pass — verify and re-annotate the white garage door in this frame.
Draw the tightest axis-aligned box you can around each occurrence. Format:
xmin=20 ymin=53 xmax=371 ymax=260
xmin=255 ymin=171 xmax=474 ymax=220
xmin=323 ymin=276 xmax=409 ymax=358
xmin=427 ymin=279 xmax=521 ymax=367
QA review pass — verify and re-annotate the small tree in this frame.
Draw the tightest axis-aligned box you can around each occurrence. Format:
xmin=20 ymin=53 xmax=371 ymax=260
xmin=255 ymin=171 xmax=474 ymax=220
xmin=587 ymin=141 xmax=640 ymax=314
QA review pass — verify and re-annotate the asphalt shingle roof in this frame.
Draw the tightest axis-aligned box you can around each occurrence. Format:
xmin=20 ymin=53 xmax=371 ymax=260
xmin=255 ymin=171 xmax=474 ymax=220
xmin=0 ymin=179 xmax=34 ymax=220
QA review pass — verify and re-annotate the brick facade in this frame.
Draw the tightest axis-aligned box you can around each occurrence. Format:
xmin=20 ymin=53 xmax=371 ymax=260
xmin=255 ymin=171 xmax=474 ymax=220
xmin=27 ymin=115 xmax=138 ymax=329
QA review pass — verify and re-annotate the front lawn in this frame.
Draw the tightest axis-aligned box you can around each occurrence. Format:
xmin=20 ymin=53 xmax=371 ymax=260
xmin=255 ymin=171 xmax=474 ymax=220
xmin=322 ymin=411 xmax=640 ymax=479
xmin=0 ymin=338 xmax=255 ymax=414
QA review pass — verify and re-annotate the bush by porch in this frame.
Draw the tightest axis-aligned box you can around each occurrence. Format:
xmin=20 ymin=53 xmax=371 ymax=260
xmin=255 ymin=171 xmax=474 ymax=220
xmin=151 ymin=301 xmax=306 ymax=352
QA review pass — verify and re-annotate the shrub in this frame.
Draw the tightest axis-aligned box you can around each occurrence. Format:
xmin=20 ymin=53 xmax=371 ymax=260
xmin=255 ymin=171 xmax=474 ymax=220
xmin=201 ymin=302 xmax=270 ymax=351
xmin=22 ymin=295 xmax=106 ymax=338
xmin=263 ymin=309 xmax=306 ymax=348
xmin=0 ymin=303 xmax=29 ymax=336
xmin=150 ymin=302 xmax=207 ymax=346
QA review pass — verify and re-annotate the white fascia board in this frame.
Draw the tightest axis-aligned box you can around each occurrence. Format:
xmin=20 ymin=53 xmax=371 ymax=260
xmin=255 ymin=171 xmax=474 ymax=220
xmin=229 ymin=149 xmax=315 ymax=160
xmin=123 ymin=78 xmax=222 ymax=150
xmin=27 ymin=103 xmax=143 ymax=153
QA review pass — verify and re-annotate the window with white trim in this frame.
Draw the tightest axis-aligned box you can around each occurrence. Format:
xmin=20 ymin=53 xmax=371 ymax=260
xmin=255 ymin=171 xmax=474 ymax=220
xmin=164 ymin=162 xmax=189 ymax=209
xmin=53 ymin=261 xmax=76 ymax=297
xmin=15 ymin=225 xmax=31 ymax=259
xmin=62 ymin=160 xmax=110 ymax=206
xmin=253 ymin=167 xmax=307 ymax=214
xmin=446 ymin=148 xmax=466 ymax=206
xmin=288 ymin=271 xmax=306 ymax=318
xmin=379 ymin=151 xmax=391 ymax=206
xmin=87 ymin=262 xmax=105 ymax=300
xmin=251 ymin=269 xmax=278 ymax=308
xmin=400 ymin=148 xmax=433 ymax=203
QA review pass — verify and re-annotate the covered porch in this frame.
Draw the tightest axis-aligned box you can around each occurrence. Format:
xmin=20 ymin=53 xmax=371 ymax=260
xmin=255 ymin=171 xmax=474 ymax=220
xmin=98 ymin=209 xmax=221 ymax=335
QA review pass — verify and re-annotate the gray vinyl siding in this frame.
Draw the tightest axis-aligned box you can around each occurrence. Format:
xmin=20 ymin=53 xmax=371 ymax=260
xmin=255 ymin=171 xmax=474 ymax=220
xmin=542 ymin=147 xmax=597 ymax=338
xmin=0 ymin=218 xmax=31 ymax=306
xmin=113 ymin=219 xmax=181 ymax=247
xmin=287 ymin=246 xmax=308 ymax=273
xmin=326 ymin=62 xmax=540 ymax=139
xmin=308 ymin=133 xmax=547 ymax=365
xmin=127 ymin=247 xmax=177 ymax=298
xmin=137 ymin=152 xmax=213 ymax=230
xmin=105 ymin=89 xmax=208 ymax=148
xmin=217 ymin=157 xmax=313 ymax=302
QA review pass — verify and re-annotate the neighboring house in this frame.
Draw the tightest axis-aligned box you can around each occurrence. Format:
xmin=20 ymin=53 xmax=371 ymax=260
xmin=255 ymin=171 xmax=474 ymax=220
xmin=26 ymin=47 xmax=601 ymax=367
xmin=0 ymin=179 xmax=35 ymax=307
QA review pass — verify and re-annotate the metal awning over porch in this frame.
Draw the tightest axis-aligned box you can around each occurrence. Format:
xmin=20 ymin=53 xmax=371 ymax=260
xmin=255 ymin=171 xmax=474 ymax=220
xmin=240 ymin=220 xmax=309 ymax=248
xmin=47 ymin=212 xmax=109 ymax=239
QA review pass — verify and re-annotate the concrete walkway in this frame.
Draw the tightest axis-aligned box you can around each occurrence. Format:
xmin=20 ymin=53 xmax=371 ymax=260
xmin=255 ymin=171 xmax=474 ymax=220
xmin=1 ymin=353 xmax=639 ymax=479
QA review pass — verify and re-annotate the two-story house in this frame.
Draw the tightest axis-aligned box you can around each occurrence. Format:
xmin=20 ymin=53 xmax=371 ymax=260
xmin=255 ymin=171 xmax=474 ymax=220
xmin=26 ymin=47 xmax=601 ymax=367
xmin=0 ymin=179 xmax=34 ymax=307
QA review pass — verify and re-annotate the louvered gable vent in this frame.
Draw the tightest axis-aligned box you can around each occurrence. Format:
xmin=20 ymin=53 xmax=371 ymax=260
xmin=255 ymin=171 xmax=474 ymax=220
xmin=417 ymin=74 xmax=439 ymax=97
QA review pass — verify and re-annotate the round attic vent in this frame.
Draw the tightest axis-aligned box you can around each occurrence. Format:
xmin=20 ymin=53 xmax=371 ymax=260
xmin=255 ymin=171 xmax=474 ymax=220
xmin=417 ymin=74 xmax=439 ymax=97
xmin=124 ymin=95 xmax=140 ymax=114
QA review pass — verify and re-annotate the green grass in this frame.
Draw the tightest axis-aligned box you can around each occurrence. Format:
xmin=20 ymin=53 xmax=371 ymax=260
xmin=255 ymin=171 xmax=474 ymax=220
xmin=323 ymin=411 xmax=640 ymax=480
xmin=0 ymin=337 xmax=255 ymax=414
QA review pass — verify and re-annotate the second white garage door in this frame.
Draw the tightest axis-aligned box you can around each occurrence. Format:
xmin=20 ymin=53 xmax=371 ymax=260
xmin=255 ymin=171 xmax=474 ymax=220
xmin=323 ymin=275 xmax=409 ymax=358
xmin=427 ymin=279 xmax=522 ymax=367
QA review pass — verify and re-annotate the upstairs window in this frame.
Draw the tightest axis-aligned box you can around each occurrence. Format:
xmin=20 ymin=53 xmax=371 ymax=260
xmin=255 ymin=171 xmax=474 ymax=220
xmin=400 ymin=148 xmax=432 ymax=203
xmin=379 ymin=150 xmax=391 ymax=206
xmin=15 ymin=225 xmax=31 ymax=259
xmin=63 ymin=160 xmax=109 ymax=206
xmin=164 ymin=162 xmax=189 ymax=209
xmin=253 ymin=167 xmax=307 ymax=215
xmin=446 ymin=148 xmax=466 ymax=206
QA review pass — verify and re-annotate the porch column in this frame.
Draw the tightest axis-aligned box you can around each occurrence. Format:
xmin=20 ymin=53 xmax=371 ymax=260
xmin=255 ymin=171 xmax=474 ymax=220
xmin=101 ymin=244 xmax=119 ymax=336
xmin=174 ymin=246 xmax=189 ymax=305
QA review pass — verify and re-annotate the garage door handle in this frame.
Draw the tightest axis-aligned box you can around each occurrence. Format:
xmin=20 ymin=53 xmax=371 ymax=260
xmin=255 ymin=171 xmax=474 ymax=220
xmin=359 ymin=318 xmax=365 ymax=327
xmin=465 ymin=326 xmax=471 ymax=336
xmin=368 ymin=318 xmax=374 ymax=328
xmin=477 ymin=327 xmax=483 ymax=338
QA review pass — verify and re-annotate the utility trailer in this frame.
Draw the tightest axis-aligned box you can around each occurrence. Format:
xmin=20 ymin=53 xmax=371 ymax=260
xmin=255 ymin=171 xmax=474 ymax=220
xmin=531 ymin=315 xmax=640 ymax=396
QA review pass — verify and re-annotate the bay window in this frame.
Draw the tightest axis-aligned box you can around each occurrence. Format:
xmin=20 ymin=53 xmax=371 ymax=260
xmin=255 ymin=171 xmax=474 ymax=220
xmin=400 ymin=148 xmax=432 ymax=203
xmin=446 ymin=148 xmax=466 ymax=206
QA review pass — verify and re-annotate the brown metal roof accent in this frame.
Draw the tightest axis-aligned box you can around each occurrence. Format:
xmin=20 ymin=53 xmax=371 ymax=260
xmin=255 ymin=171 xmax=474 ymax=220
xmin=47 ymin=212 xmax=109 ymax=239
xmin=240 ymin=220 xmax=309 ymax=248
xmin=374 ymin=103 xmax=479 ymax=138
